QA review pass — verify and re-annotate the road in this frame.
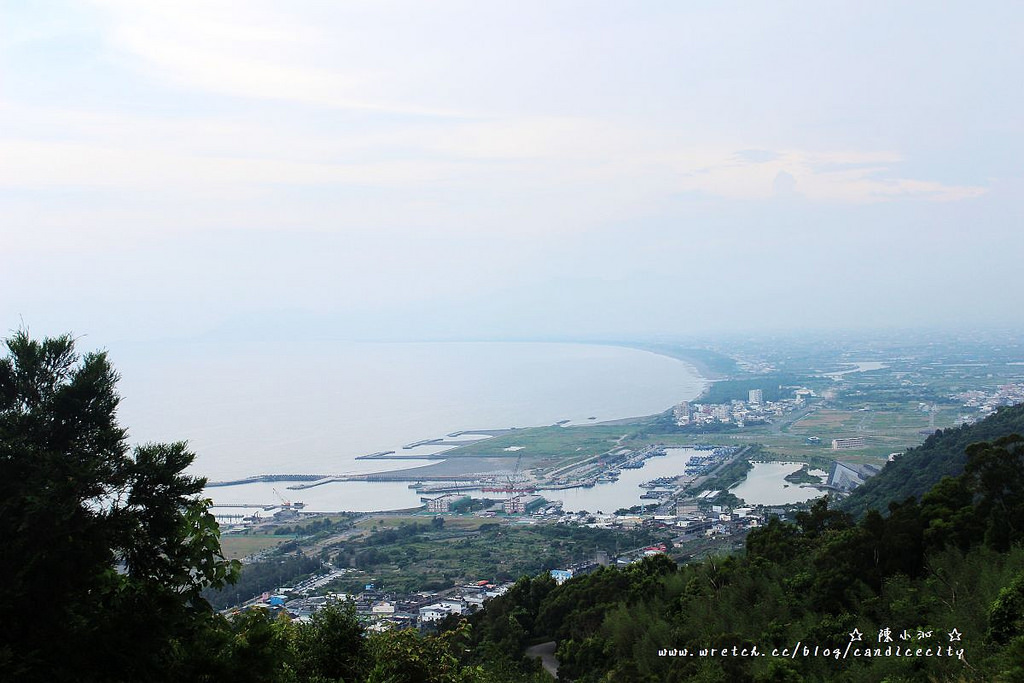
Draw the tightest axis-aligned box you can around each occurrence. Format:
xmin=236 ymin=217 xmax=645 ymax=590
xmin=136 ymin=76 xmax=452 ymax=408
xmin=525 ymin=641 xmax=559 ymax=678
xmin=773 ymin=405 xmax=816 ymax=436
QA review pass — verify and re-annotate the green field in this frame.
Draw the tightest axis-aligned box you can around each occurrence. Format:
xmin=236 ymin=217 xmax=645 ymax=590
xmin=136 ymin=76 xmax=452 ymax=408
xmin=441 ymin=424 xmax=638 ymax=472
xmin=436 ymin=400 xmax=966 ymax=469
xmin=680 ymin=402 xmax=965 ymax=464
xmin=220 ymin=534 xmax=290 ymax=560
xmin=324 ymin=520 xmax=662 ymax=593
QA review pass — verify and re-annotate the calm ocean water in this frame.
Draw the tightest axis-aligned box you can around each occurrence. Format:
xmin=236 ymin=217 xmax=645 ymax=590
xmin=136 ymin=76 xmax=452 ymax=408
xmin=114 ymin=341 xmax=707 ymax=482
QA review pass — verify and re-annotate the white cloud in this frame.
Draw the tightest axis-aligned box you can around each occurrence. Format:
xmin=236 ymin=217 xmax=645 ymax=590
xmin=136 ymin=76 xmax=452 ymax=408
xmin=0 ymin=1 xmax=961 ymax=217
xmin=88 ymin=0 xmax=465 ymax=116
xmin=669 ymin=149 xmax=985 ymax=203
xmin=0 ymin=118 xmax=988 ymax=269
xmin=0 ymin=1 xmax=1020 ymax=338
xmin=0 ymin=138 xmax=465 ymax=189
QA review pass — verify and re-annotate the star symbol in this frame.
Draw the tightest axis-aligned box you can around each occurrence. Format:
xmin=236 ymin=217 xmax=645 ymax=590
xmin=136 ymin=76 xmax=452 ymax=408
xmin=849 ymin=628 xmax=863 ymax=642
xmin=948 ymin=628 xmax=962 ymax=642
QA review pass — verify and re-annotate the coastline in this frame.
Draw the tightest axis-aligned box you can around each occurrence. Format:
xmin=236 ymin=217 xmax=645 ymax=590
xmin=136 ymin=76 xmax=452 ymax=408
xmin=601 ymin=341 xmax=732 ymax=383
xmin=326 ymin=344 xmax=719 ymax=483
xmin=206 ymin=341 xmax=719 ymax=490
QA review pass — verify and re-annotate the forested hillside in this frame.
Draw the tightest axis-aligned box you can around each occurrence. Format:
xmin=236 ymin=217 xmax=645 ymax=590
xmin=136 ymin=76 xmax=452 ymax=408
xmin=8 ymin=331 xmax=1024 ymax=682
xmin=0 ymin=332 xmax=544 ymax=682
xmin=460 ymin=432 xmax=1024 ymax=681
xmin=841 ymin=403 xmax=1024 ymax=518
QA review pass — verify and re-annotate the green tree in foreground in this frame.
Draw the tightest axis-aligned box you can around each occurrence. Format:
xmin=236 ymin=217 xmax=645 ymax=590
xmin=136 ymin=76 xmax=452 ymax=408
xmin=0 ymin=332 xmax=549 ymax=683
xmin=0 ymin=331 xmax=239 ymax=682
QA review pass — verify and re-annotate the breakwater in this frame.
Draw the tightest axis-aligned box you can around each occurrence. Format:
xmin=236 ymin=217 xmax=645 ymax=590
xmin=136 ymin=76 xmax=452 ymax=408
xmin=355 ymin=451 xmax=443 ymax=460
xmin=206 ymin=474 xmax=326 ymax=488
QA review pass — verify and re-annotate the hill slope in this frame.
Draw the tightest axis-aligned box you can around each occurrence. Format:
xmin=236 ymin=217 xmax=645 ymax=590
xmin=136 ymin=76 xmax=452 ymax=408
xmin=841 ymin=402 xmax=1024 ymax=518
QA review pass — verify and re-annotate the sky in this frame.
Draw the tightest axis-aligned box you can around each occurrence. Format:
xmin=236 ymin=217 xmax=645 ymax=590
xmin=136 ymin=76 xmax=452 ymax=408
xmin=3 ymin=1 xmax=1023 ymax=346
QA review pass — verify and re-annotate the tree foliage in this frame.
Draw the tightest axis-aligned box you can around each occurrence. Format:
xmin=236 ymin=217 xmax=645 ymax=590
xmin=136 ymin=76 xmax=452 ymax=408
xmin=842 ymin=403 xmax=1024 ymax=518
xmin=462 ymin=424 xmax=1024 ymax=682
xmin=0 ymin=332 xmax=238 ymax=681
xmin=0 ymin=332 xmax=553 ymax=682
xmin=10 ymin=330 xmax=1024 ymax=681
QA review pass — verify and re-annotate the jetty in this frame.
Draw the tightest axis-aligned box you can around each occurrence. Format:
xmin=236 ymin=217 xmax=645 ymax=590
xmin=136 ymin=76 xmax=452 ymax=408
xmin=209 ymin=503 xmax=279 ymax=510
xmin=206 ymin=474 xmax=325 ymax=488
xmin=354 ymin=451 xmax=396 ymax=459
xmin=403 ymin=439 xmax=442 ymax=449
xmin=355 ymin=451 xmax=443 ymax=460
xmin=446 ymin=428 xmax=520 ymax=437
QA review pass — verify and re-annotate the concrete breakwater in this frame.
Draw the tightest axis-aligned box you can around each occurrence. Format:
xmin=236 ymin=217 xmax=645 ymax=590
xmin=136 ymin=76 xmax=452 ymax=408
xmin=354 ymin=451 xmax=397 ymax=459
xmin=402 ymin=438 xmax=489 ymax=450
xmin=447 ymin=428 xmax=521 ymax=437
xmin=206 ymin=474 xmax=326 ymax=487
xmin=355 ymin=451 xmax=444 ymax=460
xmin=287 ymin=473 xmax=483 ymax=490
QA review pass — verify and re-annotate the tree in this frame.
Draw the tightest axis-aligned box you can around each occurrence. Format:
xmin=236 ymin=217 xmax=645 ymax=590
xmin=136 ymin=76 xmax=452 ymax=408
xmin=963 ymin=435 xmax=1024 ymax=551
xmin=293 ymin=600 xmax=367 ymax=681
xmin=793 ymin=496 xmax=852 ymax=540
xmin=0 ymin=331 xmax=238 ymax=681
xmin=364 ymin=620 xmax=503 ymax=683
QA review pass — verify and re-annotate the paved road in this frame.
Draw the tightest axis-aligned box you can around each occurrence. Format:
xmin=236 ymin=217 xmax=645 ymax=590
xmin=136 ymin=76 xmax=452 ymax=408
xmin=773 ymin=405 xmax=816 ymax=435
xmin=525 ymin=641 xmax=559 ymax=678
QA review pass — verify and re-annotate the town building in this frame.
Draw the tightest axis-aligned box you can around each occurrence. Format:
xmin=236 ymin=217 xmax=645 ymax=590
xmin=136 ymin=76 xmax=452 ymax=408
xmin=831 ymin=436 xmax=866 ymax=450
xmin=371 ymin=601 xmax=396 ymax=616
xmin=426 ymin=494 xmax=470 ymax=513
xmin=503 ymin=495 xmax=544 ymax=515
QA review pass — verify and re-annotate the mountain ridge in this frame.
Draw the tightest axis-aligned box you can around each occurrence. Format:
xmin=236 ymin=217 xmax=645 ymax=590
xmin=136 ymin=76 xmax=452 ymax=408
xmin=840 ymin=402 xmax=1024 ymax=517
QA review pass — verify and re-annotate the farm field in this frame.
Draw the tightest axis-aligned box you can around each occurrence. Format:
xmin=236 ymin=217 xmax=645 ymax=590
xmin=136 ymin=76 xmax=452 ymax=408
xmin=441 ymin=424 xmax=633 ymax=461
xmin=323 ymin=518 xmax=663 ymax=594
xmin=219 ymin=534 xmax=290 ymax=560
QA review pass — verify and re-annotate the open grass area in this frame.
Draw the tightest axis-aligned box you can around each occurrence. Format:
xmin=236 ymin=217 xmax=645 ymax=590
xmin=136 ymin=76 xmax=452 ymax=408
xmin=696 ymin=402 xmax=965 ymax=464
xmin=419 ymin=396 xmax=968 ymax=475
xmin=325 ymin=521 xmax=662 ymax=593
xmin=443 ymin=424 xmax=632 ymax=458
xmin=220 ymin=534 xmax=289 ymax=560
xmin=432 ymin=399 xmax=963 ymax=472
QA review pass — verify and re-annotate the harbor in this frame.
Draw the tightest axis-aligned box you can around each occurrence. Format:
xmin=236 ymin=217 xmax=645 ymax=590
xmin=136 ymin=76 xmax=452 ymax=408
xmin=205 ymin=446 xmax=742 ymax=516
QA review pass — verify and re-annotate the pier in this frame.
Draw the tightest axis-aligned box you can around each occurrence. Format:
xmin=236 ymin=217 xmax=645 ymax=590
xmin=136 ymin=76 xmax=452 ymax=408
xmin=210 ymin=503 xmax=279 ymax=510
xmin=287 ymin=477 xmax=344 ymax=490
xmin=354 ymin=451 xmax=396 ymax=460
xmin=356 ymin=452 xmax=450 ymax=460
xmin=403 ymin=439 xmax=442 ymax=449
xmin=398 ymin=438 xmax=488 ymax=450
xmin=446 ymin=428 xmax=520 ymax=437
xmin=206 ymin=474 xmax=325 ymax=488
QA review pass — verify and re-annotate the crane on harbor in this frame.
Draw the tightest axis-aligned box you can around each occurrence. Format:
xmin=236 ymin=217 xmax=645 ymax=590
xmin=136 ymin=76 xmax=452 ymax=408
xmin=272 ymin=488 xmax=305 ymax=510
xmin=481 ymin=451 xmax=535 ymax=495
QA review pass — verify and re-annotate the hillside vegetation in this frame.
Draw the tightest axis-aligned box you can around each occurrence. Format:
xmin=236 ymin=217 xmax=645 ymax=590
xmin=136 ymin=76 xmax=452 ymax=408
xmin=460 ymin=432 xmax=1024 ymax=681
xmin=9 ymin=331 xmax=1024 ymax=682
xmin=841 ymin=403 xmax=1024 ymax=518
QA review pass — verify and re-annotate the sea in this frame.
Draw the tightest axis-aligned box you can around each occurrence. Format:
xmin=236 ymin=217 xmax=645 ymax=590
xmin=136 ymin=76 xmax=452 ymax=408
xmin=113 ymin=341 xmax=708 ymax=511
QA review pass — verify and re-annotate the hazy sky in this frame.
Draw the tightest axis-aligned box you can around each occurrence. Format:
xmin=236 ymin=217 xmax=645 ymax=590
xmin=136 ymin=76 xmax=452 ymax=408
xmin=3 ymin=1 xmax=1023 ymax=345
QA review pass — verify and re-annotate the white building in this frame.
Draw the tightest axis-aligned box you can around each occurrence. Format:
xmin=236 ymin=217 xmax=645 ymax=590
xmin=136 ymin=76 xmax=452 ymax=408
xmin=503 ymin=496 xmax=526 ymax=514
xmin=418 ymin=599 xmax=466 ymax=625
xmin=426 ymin=494 xmax=469 ymax=513
xmin=371 ymin=601 xmax=395 ymax=616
